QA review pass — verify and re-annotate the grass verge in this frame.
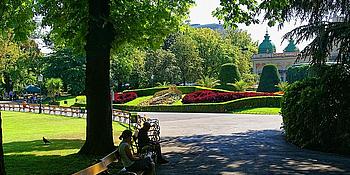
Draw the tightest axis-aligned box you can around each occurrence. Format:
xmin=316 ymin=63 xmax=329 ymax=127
xmin=1 ymin=111 xmax=126 ymax=174
xmin=232 ymin=107 xmax=281 ymax=115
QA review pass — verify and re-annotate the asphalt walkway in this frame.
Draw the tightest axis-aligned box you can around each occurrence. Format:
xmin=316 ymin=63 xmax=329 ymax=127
xmin=140 ymin=112 xmax=350 ymax=175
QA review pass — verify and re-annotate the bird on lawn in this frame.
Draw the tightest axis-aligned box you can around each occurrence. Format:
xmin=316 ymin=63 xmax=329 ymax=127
xmin=43 ymin=137 xmax=51 ymax=144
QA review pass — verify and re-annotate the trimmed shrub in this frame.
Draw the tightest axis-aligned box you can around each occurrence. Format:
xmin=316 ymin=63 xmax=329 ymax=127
xmin=182 ymin=90 xmax=276 ymax=104
xmin=114 ymin=96 xmax=281 ymax=113
xmin=282 ymin=64 xmax=350 ymax=154
xmin=219 ymin=63 xmax=241 ymax=84
xmin=257 ymin=64 xmax=281 ymax=92
xmin=113 ymin=92 xmax=138 ymax=104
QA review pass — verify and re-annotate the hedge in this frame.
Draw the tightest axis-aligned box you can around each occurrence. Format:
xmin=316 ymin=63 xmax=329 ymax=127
xmin=114 ymin=96 xmax=281 ymax=113
xmin=123 ymin=86 xmax=231 ymax=97
xmin=257 ymin=64 xmax=281 ymax=92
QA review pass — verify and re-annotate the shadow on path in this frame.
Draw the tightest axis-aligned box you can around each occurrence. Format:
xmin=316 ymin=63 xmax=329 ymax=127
xmin=157 ymin=130 xmax=350 ymax=175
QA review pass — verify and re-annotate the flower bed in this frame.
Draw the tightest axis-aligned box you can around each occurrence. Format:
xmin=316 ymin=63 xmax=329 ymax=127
xmin=182 ymin=90 xmax=276 ymax=104
xmin=114 ymin=92 xmax=138 ymax=104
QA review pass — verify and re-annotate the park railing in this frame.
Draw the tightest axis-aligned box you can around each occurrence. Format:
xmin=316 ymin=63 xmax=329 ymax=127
xmin=0 ymin=102 xmax=150 ymax=129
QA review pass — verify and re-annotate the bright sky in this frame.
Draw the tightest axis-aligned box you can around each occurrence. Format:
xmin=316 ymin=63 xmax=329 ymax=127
xmin=189 ymin=0 xmax=309 ymax=52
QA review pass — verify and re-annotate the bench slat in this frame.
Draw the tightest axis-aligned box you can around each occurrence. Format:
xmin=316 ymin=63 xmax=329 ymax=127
xmin=71 ymin=162 xmax=107 ymax=175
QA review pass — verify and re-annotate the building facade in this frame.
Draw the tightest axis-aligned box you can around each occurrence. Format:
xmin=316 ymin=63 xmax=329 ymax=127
xmin=252 ymin=31 xmax=301 ymax=81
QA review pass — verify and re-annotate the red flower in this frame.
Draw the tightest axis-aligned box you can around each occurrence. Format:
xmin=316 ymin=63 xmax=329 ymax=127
xmin=182 ymin=90 xmax=275 ymax=104
xmin=113 ymin=92 xmax=138 ymax=104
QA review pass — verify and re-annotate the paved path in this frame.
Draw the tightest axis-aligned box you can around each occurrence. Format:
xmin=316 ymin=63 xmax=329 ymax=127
xmin=140 ymin=112 xmax=350 ymax=175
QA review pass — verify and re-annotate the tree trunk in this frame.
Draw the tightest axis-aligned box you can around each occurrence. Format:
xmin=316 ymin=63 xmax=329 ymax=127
xmin=0 ymin=112 xmax=6 ymax=175
xmin=79 ymin=0 xmax=115 ymax=155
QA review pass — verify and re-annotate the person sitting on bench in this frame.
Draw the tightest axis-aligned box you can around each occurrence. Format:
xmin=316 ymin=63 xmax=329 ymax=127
xmin=118 ymin=130 xmax=155 ymax=175
xmin=137 ymin=122 xmax=168 ymax=164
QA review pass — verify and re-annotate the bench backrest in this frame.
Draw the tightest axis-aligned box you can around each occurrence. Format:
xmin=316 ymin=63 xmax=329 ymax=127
xmin=72 ymin=149 xmax=119 ymax=175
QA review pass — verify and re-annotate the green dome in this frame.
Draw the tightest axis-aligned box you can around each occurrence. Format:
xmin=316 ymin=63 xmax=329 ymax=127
xmin=258 ymin=32 xmax=276 ymax=54
xmin=284 ymin=39 xmax=299 ymax=52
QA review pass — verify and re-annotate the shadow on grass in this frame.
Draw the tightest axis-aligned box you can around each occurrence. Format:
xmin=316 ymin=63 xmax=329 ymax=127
xmin=3 ymin=139 xmax=98 ymax=175
xmin=157 ymin=130 xmax=350 ymax=175
xmin=4 ymin=139 xmax=85 ymax=153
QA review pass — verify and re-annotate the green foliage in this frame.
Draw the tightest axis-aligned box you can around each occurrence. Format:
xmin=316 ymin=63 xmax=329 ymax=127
xmin=123 ymin=86 xmax=230 ymax=97
xmin=224 ymin=29 xmax=258 ymax=75
xmin=214 ymin=84 xmax=237 ymax=91
xmin=282 ymin=65 xmax=350 ymax=154
xmin=219 ymin=63 xmax=241 ymax=84
xmin=145 ymin=49 xmax=180 ymax=86
xmin=257 ymin=64 xmax=281 ymax=92
xmin=196 ymin=76 xmax=220 ymax=88
xmin=43 ymin=49 xmax=85 ymax=95
xmin=37 ymin=0 xmax=195 ymax=52
xmin=0 ymin=36 xmax=42 ymax=93
xmin=156 ymin=82 xmax=171 ymax=87
xmin=286 ymin=65 xmax=309 ymax=83
xmin=45 ymin=78 xmax=63 ymax=101
xmin=114 ymin=96 xmax=282 ymax=113
xmin=276 ymin=82 xmax=289 ymax=92
xmin=188 ymin=28 xmax=233 ymax=78
xmin=170 ymin=33 xmax=202 ymax=84
xmin=231 ymin=80 xmax=249 ymax=92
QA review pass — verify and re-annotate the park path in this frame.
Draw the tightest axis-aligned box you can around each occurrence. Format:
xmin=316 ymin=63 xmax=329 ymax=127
xmin=140 ymin=112 xmax=350 ymax=175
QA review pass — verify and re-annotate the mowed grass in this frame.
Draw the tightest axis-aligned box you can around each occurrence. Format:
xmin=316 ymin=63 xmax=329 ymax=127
xmin=232 ymin=107 xmax=281 ymax=115
xmin=1 ymin=111 xmax=127 ymax=175
xmin=43 ymin=95 xmax=86 ymax=107
xmin=124 ymin=95 xmax=153 ymax=105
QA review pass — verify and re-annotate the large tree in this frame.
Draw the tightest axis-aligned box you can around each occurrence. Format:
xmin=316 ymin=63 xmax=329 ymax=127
xmin=1 ymin=0 xmax=194 ymax=155
xmin=170 ymin=33 xmax=202 ymax=84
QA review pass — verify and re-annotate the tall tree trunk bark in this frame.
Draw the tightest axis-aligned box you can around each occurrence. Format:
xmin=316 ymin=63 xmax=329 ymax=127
xmin=0 ymin=112 xmax=6 ymax=175
xmin=79 ymin=0 xmax=115 ymax=155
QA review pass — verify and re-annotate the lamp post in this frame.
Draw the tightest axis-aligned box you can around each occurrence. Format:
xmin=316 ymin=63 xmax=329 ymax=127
xmin=37 ymin=74 xmax=43 ymax=114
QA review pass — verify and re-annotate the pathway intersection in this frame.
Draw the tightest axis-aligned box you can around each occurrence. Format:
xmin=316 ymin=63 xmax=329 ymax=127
xmin=140 ymin=112 xmax=350 ymax=175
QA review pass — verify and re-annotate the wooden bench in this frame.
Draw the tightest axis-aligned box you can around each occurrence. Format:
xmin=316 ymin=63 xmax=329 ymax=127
xmin=72 ymin=149 xmax=143 ymax=175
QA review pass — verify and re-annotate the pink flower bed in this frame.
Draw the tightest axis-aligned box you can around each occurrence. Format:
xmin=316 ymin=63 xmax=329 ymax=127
xmin=114 ymin=92 xmax=138 ymax=104
xmin=182 ymin=90 xmax=275 ymax=104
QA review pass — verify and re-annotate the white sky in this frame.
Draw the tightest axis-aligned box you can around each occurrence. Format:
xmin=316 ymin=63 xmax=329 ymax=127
xmin=189 ymin=0 xmax=309 ymax=52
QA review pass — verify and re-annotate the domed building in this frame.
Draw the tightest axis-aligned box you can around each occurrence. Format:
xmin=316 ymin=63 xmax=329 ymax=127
xmin=252 ymin=31 xmax=303 ymax=81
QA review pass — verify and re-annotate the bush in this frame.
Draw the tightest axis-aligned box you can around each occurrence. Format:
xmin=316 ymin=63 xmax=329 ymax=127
xmin=257 ymin=64 xmax=281 ymax=92
xmin=286 ymin=64 xmax=309 ymax=83
xmin=114 ymin=96 xmax=281 ymax=112
xmin=282 ymin=64 xmax=350 ymax=154
xmin=219 ymin=63 xmax=241 ymax=84
xmin=113 ymin=92 xmax=138 ymax=104
xmin=182 ymin=90 xmax=276 ymax=104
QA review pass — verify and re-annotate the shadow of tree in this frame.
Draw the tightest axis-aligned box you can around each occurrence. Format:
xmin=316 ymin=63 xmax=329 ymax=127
xmin=3 ymin=139 xmax=98 ymax=175
xmin=4 ymin=139 xmax=85 ymax=153
xmin=157 ymin=130 xmax=350 ymax=175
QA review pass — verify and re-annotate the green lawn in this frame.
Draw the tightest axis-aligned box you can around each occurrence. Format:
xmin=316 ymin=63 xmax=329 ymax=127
xmin=43 ymin=95 xmax=86 ymax=107
xmin=1 ymin=111 xmax=127 ymax=175
xmin=123 ymin=95 xmax=153 ymax=105
xmin=232 ymin=107 xmax=281 ymax=115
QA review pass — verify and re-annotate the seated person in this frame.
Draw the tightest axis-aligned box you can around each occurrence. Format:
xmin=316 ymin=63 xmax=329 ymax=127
xmin=118 ymin=130 xmax=155 ymax=175
xmin=137 ymin=122 xmax=168 ymax=164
